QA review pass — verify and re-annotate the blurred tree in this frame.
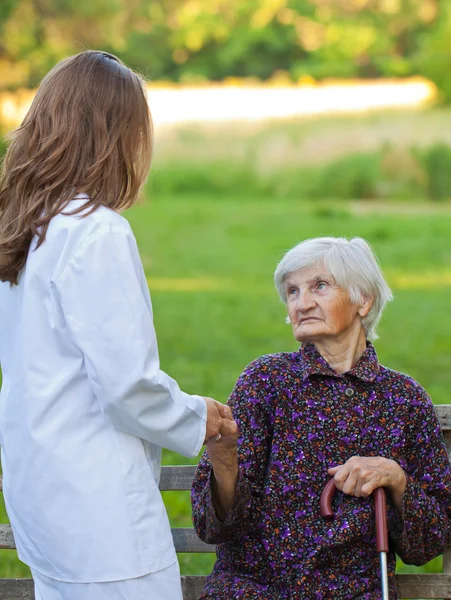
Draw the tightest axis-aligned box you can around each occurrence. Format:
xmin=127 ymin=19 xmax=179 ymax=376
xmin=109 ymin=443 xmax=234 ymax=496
xmin=0 ymin=0 xmax=449 ymax=100
xmin=415 ymin=1 xmax=451 ymax=102
xmin=0 ymin=0 xmax=144 ymax=86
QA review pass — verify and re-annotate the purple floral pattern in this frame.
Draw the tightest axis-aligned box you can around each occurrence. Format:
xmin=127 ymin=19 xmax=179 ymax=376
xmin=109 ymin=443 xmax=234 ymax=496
xmin=191 ymin=343 xmax=451 ymax=599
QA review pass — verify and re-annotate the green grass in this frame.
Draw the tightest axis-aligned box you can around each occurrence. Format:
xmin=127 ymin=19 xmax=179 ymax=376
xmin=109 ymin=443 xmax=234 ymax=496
xmin=1 ymin=193 xmax=451 ymax=578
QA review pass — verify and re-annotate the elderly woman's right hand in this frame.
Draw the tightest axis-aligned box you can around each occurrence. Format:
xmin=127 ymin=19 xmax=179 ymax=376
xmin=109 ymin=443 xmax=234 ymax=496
xmin=203 ymin=397 xmax=233 ymax=443
xmin=206 ymin=416 xmax=239 ymax=521
xmin=206 ymin=417 xmax=239 ymax=458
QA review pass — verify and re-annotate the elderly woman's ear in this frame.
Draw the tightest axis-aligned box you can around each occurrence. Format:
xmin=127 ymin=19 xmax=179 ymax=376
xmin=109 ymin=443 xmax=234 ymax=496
xmin=357 ymin=294 xmax=373 ymax=319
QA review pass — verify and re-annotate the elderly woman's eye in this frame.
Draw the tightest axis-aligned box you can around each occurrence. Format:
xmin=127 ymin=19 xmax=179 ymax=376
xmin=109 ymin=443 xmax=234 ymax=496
xmin=287 ymin=287 xmax=298 ymax=296
xmin=316 ymin=281 xmax=328 ymax=290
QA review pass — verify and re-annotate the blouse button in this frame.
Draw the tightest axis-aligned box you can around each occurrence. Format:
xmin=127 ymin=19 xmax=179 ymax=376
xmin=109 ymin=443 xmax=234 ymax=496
xmin=345 ymin=387 xmax=355 ymax=397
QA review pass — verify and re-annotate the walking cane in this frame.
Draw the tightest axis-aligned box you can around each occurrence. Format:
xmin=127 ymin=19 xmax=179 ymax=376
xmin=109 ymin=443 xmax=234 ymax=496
xmin=320 ymin=478 xmax=389 ymax=600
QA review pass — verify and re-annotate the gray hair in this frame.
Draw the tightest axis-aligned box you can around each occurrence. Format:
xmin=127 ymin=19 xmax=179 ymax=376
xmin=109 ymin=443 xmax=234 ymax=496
xmin=274 ymin=236 xmax=393 ymax=341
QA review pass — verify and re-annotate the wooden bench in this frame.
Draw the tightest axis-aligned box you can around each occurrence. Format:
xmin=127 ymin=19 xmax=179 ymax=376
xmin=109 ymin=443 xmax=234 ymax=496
xmin=1 ymin=404 xmax=451 ymax=599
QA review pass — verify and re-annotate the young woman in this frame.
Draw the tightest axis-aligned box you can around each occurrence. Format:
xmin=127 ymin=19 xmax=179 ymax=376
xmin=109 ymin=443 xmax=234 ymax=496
xmin=0 ymin=50 xmax=231 ymax=600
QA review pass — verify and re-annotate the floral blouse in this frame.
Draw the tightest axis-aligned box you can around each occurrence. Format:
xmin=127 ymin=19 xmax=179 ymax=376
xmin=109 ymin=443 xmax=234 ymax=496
xmin=191 ymin=342 xmax=451 ymax=599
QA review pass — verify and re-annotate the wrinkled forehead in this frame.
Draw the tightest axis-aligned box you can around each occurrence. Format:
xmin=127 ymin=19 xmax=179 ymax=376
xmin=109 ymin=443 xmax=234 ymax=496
xmin=284 ymin=263 xmax=336 ymax=286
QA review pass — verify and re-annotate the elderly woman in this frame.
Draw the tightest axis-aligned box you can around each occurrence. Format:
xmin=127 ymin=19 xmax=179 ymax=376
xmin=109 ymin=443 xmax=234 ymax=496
xmin=191 ymin=236 xmax=451 ymax=599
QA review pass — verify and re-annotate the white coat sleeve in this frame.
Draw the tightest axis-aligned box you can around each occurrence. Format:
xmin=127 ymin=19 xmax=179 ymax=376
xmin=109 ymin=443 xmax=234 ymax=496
xmin=55 ymin=221 xmax=207 ymax=458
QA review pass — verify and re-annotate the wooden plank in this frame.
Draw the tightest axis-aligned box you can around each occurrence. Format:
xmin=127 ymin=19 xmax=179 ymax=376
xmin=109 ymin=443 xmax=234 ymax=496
xmin=0 ymin=466 xmax=199 ymax=493
xmin=445 ymin=429 xmax=451 ymax=464
xmin=0 ymin=577 xmax=203 ymax=600
xmin=0 ymin=465 xmax=198 ymax=493
xmin=0 ymin=524 xmax=214 ymax=554
xmin=0 ymin=579 xmax=34 ymax=600
xmin=0 ymin=578 xmax=204 ymax=600
xmin=181 ymin=575 xmax=207 ymax=600
xmin=435 ymin=405 xmax=451 ymax=431
xmin=397 ymin=573 xmax=451 ymax=598
xmin=159 ymin=465 xmax=196 ymax=491
xmin=0 ymin=407 xmax=449 ymax=495
xmin=181 ymin=574 xmax=451 ymax=600
xmin=0 ymin=575 xmax=451 ymax=600
xmin=160 ymin=406 xmax=451 ymax=491
xmin=0 ymin=523 xmax=15 ymax=549
xmin=172 ymin=528 xmax=215 ymax=553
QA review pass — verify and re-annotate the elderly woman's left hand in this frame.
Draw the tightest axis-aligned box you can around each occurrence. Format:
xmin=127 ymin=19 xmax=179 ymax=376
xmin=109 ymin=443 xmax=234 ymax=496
xmin=328 ymin=456 xmax=407 ymax=512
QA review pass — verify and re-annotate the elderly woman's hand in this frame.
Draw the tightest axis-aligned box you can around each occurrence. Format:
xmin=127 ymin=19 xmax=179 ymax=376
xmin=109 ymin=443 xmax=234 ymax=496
xmin=328 ymin=456 xmax=407 ymax=512
xmin=207 ymin=417 xmax=239 ymax=460
xmin=203 ymin=397 xmax=234 ymax=444
xmin=206 ymin=417 xmax=239 ymax=521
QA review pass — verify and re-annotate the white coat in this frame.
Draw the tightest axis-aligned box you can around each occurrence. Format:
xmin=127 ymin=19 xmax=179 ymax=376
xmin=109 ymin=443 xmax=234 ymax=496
xmin=0 ymin=195 xmax=207 ymax=582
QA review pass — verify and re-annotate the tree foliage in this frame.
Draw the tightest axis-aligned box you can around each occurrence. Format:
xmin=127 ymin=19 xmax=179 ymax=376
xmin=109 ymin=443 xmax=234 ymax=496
xmin=0 ymin=0 xmax=449 ymax=99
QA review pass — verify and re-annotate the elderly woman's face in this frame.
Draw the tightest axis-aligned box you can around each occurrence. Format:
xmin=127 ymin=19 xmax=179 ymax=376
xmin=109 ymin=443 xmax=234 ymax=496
xmin=286 ymin=265 xmax=364 ymax=343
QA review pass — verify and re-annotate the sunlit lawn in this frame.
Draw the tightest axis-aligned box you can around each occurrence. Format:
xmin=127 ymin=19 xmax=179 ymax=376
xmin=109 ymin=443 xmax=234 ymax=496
xmin=1 ymin=193 xmax=450 ymax=579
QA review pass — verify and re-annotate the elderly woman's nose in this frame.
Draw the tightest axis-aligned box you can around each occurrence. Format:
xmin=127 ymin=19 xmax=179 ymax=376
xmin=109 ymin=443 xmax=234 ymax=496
xmin=296 ymin=289 xmax=316 ymax=310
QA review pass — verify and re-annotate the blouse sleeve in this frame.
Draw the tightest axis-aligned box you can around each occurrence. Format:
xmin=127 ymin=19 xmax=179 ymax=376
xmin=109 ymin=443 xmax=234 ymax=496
xmin=389 ymin=386 xmax=451 ymax=565
xmin=55 ymin=222 xmax=206 ymax=458
xmin=191 ymin=358 xmax=274 ymax=544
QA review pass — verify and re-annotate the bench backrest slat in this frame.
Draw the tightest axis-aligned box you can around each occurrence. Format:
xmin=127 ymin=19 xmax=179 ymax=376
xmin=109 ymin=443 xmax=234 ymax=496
xmin=1 ymin=406 xmax=450 ymax=494
xmin=159 ymin=465 xmax=196 ymax=491
xmin=435 ymin=405 xmax=451 ymax=431
xmin=0 ymin=524 xmax=213 ymax=553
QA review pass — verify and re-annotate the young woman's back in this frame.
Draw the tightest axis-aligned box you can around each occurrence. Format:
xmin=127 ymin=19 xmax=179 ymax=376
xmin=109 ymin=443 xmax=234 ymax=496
xmin=0 ymin=50 xmax=229 ymax=600
xmin=0 ymin=193 xmax=188 ymax=581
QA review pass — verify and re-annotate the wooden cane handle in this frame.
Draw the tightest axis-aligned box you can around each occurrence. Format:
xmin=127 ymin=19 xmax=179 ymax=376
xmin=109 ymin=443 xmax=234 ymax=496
xmin=319 ymin=478 xmax=337 ymax=518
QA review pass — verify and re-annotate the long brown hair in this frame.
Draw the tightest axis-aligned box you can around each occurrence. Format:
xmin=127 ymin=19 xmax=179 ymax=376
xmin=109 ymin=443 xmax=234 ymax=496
xmin=0 ymin=50 xmax=153 ymax=284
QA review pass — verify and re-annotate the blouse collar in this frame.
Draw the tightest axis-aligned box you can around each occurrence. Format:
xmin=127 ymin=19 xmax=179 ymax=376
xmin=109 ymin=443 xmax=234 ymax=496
xmin=298 ymin=341 xmax=379 ymax=383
